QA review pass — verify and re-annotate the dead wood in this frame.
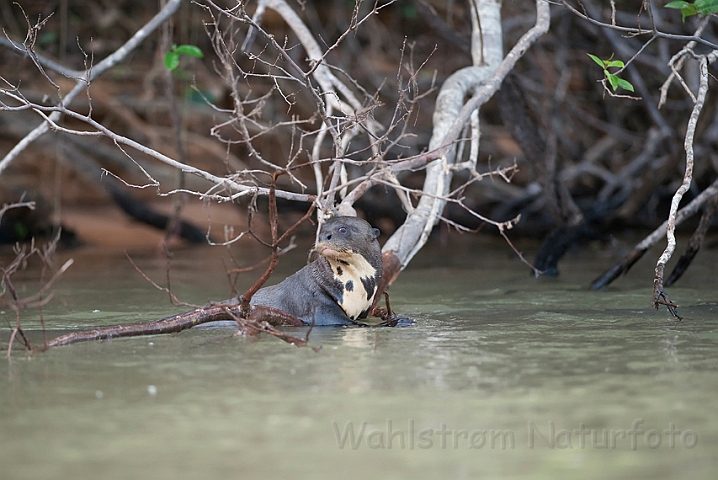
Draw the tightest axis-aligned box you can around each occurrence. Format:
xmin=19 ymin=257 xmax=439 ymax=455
xmin=665 ymin=194 xmax=718 ymax=287
xmin=0 ymin=112 xmax=209 ymax=244
xmin=591 ymin=178 xmax=718 ymax=293
xmin=35 ymin=303 xmax=311 ymax=352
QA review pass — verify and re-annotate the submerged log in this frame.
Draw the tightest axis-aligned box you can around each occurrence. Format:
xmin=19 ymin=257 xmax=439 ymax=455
xmin=37 ymin=303 xmax=306 ymax=351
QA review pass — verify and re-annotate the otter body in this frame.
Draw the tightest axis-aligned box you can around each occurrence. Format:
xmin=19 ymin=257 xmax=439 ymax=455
xmin=250 ymin=216 xmax=382 ymax=326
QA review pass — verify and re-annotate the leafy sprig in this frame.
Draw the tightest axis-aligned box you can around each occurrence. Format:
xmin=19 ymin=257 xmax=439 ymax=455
xmin=164 ymin=44 xmax=204 ymax=71
xmin=665 ymin=0 xmax=718 ymax=22
xmin=587 ymin=54 xmax=635 ymax=93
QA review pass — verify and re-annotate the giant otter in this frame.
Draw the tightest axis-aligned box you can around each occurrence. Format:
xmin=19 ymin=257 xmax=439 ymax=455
xmin=40 ymin=216 xmax=389 ymax=349
xmin=249 ymin=216 xmax=382 ymax=326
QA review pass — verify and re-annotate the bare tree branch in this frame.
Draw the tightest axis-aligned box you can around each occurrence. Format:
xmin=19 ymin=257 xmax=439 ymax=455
xmin=0 ymin=0 xmax=183 ymax=174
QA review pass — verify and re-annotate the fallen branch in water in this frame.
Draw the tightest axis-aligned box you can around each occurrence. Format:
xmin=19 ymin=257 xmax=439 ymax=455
xmin=34 ymin=173 xmax=318 ymax=352
xmin=591 ymin=177 xmax=718 ymax=293
xmin=35 ymin=303 xmax=316 ymax=352
xmin=34 ymin=282 xmax=411 ymax=352
xmin=665 ymin=194 xmax=718 ymax=287
xmin=651 ymin=53 xmax=711 ymax=319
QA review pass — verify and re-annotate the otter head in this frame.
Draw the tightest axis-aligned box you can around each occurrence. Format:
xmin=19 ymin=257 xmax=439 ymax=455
xmin=315 ymin=216 xmax=382 ymax=321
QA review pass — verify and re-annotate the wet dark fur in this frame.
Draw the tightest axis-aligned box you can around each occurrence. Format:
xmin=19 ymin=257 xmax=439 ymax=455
xmin=249 ymin=216 xmax=382 ymax=325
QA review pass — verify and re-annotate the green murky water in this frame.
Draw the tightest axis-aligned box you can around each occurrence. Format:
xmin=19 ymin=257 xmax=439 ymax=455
xmin=1 ymin=235 xmax=717 ymax=479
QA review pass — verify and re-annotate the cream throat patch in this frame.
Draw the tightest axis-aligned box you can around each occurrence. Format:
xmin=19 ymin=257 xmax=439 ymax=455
xmin=324 ymin=252 xmax=378 ymax=320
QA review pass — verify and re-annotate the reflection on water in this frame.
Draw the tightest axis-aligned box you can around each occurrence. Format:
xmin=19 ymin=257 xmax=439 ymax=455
xmin=1 ymin=236 xmax=717 ymax=479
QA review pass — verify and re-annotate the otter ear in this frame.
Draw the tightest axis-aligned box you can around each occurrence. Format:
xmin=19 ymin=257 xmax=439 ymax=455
xmin=372 ymin=228 xmax=380 ymax=239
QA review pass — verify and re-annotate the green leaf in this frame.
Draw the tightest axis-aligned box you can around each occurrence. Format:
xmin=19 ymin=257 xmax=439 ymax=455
xmin=616 ymin=77 xmax=635 ymax=92
xmin=164 ymin=51 xmax=180 ymax=71
xmin=607 ymin=73 xmax=619 ymax=91
xmin=174 ymin=44 xmax=204 ymax=58
xmin=587 ymin=53 xmax=605 ymax=68
xmin=665 ymin=1 xmax=698 ymax=21
xmin=603 ymin=60 xmax=625 ymax=68
xmin=695 ymin=0 xmax=718 ymax=15
xmin=665 ymin=0 xmax=693 ymax=8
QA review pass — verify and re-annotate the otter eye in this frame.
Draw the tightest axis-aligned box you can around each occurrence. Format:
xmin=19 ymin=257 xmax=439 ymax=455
xmin=338 ymin=226 xmax=347 ymax=234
